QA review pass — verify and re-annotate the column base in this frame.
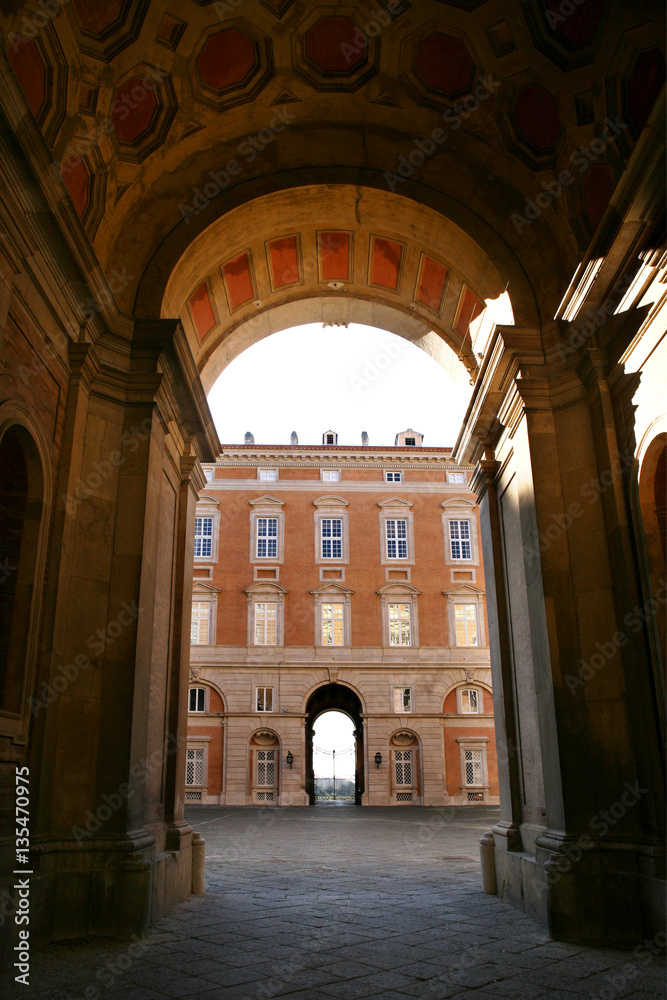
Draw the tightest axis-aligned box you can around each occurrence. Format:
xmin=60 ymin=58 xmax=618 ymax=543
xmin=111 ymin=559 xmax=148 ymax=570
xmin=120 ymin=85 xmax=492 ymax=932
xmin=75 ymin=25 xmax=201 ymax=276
xmin=493 ymin=830 xmax=666 ymax=945
xmin=1 ymin=826 xmax=193 ymax=969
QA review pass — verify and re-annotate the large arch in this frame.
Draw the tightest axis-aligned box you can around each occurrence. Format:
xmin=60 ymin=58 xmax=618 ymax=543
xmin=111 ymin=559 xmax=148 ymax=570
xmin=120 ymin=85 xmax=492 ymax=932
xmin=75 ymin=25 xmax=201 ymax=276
xmin=0 ymin=0 xmax=664 ymax=960
xmin=305 ymin=683 xmax=365 ymax=807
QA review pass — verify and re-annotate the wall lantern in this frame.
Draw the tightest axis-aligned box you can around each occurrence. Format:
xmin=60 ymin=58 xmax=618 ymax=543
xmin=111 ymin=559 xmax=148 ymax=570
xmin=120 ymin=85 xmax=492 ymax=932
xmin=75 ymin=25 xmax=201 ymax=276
xmin=286 ymin=751 xmax=294 ymax=769
xmin=374 ymin=752 xmax=383 ymax=769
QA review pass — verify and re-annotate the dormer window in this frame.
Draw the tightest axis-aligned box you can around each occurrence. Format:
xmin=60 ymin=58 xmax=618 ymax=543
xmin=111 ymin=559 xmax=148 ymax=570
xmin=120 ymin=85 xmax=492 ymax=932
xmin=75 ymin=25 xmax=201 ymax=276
xmin=395 ymin=428 xmax=423 ymax=447
xmin=323 ymin=430 xmax=338 ymax=445
xmin=405 ymin=437 xmax=416 ymax=446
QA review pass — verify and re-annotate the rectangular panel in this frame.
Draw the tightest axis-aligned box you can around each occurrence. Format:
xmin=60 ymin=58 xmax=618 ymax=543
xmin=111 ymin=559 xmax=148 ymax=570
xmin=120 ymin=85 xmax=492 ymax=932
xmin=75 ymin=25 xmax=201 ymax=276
xmin=455 ymin=285 xmax=484 ymax=338
xmin=319 ymin=231 xmax=352 ymax=281
xmin=267 ymin=234 xmax=301 ymax=289
xmin=369 ymin=236 xmax=404 ymax=291
xmin=415 ymin=254 xmax=449 ymax=314
xmin=222 ymin=251 xmax=255 ymax=311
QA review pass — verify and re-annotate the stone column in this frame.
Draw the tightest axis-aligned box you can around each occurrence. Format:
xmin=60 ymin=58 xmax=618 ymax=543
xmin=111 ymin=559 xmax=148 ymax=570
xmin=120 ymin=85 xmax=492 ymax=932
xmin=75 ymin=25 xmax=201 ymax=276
xmin=458 ymin=326 xmax=665 ymax=943
xmin=25 ymin=320 xmax=218 ymax=946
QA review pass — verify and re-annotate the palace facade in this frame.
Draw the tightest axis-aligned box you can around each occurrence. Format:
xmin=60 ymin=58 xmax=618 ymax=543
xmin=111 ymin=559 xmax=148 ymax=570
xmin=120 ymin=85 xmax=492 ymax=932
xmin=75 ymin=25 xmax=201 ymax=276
xmin=185 ymin=431 xmax=499 ymax=807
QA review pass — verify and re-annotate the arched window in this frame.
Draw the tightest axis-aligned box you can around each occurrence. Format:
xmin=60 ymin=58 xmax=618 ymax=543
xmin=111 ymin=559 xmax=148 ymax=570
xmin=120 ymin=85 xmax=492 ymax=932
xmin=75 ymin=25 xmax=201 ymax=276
xmin=0 ymin=424 xmax=46 ymax=736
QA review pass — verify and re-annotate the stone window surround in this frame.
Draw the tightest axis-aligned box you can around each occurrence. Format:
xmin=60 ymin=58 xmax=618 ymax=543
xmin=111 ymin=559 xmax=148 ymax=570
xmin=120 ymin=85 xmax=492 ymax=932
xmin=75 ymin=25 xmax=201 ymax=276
xmin=191 ymin=581 xmax=221 ymax=645
xmin=313 ymin=495 xmax=349 ymax=565
xmin=186 ymin=736 xmax=211 ymax=797
xmin=391 ymin=684 xmax=413 ymax=713
xmin=378 ymin=497 xmax=415 ymax=566
xmin=243 ymin=581 xmax=288 ymax=646
xmin=194 ymin=494 xmax=221 ymax=563
xmin=255 ymin=685 xmax=275 ymax=713
xmin=456 ymin=736 xmax=490 ymax=795
xmin=249 ymin=495 xmax=285 ymax=564
xmin=443 ymin=584 xmax=486 ymax=647
xmin=320 ymin=468 xmax=341 ymax=482
xmin=258 ymin=468 xmax=279 ymax=481
xmin=441 ymin=498 xmax=478 ymax=566
xmin=376 ymin=582 xmax=422 ymax=647
xmin=310 ymin=582 xmax=355 ymax=647
xmin=188 ymin=686 xmax=208 ymax=713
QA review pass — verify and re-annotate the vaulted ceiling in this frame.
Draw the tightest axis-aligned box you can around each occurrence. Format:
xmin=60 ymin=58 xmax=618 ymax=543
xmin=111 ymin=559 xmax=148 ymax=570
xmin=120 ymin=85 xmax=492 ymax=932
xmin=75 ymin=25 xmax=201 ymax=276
xmin=1 ymin=0 xmax=664 ymax=374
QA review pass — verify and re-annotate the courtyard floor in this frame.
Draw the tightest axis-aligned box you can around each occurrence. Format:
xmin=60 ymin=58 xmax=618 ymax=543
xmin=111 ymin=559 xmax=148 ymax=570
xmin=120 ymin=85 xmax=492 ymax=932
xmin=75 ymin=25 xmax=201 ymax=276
xmin=2 ymin=805 xmax=665 ymax=1000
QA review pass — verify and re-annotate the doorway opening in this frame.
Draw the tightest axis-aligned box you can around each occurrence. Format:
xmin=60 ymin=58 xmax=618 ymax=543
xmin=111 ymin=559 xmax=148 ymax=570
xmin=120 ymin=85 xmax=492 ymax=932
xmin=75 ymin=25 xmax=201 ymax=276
xmin=305 ymin=685 xmax=364 ymax=805
xmin=313 ymin=711 xmax=355 ymax=803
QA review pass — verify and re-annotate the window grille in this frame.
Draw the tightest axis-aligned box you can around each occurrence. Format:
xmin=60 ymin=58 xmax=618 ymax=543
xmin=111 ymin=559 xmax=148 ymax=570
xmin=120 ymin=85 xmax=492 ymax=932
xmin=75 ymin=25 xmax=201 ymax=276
xmin=190 ymin=602 xmax=210 ymax=644
xmin=455 ymin=605 xmax=478 ymax=646
xmin=321 ymin=518 xmax=343 ymax=558
xmin=460 ymin=688 xmax=480 ymax=714
xmin=257 ymin=517 xmax=278 ymax=558
xmin=464 ymin=748 xmax=483 ymax=786
xmin=388 ymin=603 xmax=411 ymax=645
xmin=185 ymin=790 xmax=202 ymax=802
xmin=467 ymin=791 xmax=484 ymax=801
xmin=254 ymin=603 xmax=277 ymax=645
xmin=189 ymin=688 xmax=206 ymax=712
xmin=450 ymin=520 xmax=472 ymax=560
xmin=386 ymin=519 xmax=408 ymax=559
xmin=257 ymin=750 xmax=275 ymax=786
xmin=256 ymin=791 xmax=274 ymax=801
xmin=394 ymin=687 xmax=412 ymax=713
xmin=394 ymin=750 xmax=413 ymax=785
xmin=322 ymin=603 xmax=344 ymax=645
xmin=396 ymin=791 xmax=413 ymax=801
xmin=256 ymin=687 xmax=273 ymax=712
xmin=186 ymin=748 xmax=204 ymax=786
xmin=194 ymin=516 xmax=213 ymax=557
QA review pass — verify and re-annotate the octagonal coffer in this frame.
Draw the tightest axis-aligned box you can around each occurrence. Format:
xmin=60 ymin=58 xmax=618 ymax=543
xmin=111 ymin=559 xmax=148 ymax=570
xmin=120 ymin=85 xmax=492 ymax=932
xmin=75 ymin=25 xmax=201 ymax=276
xmin=109 ymin=65 xmax=177 ymax=163
xmin=190 ymin=19 xmax=273 ymax=110
xmin=293 ymin=6 xmax=380 ymax=92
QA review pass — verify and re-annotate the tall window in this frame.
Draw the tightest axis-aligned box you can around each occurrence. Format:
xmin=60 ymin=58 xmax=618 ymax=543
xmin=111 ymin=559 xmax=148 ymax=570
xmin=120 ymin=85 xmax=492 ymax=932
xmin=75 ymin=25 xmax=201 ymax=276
xmin=191 ymin=602 xmax=210 ymax=644
xmin=393 ymin=687 xmax=412 ymax=712
xmin=455 ymin=604 xmax=478 ymax=646
xmin=386 ymin=519 xmax=408 ymax=559
xmin=394 ymin=750 xmax=413 ymax=785
xmin=256 ymin=687 xmax=274 ymax=712
xmin=194 ymin=516 xmax=213 ymax=558
xmin=254 ymin=603 xmax=277 ymax=645
xmin=449 ymin=520 xmax=472 ymax=560
xmin=463 ymin=748 xmax=483 ymax=786
xmin=257 ymin=517 xmax=278 ymax=558
xmin=460 ymin=688 xmax=481 ymax=714
xmin=388 ymin=604 xmax=411 ymax=645
xmin=256 ymin=749 xmax=275 ymax=786
xmin=186 ymin=748 xmax=204 ymax=786
xmin=321 ymin=518 xmax=343 ymax=558
xmin=189 ymin=688 xmax=206 ymax=712
xmin=322 ymin=603 xmax=344 ymax=645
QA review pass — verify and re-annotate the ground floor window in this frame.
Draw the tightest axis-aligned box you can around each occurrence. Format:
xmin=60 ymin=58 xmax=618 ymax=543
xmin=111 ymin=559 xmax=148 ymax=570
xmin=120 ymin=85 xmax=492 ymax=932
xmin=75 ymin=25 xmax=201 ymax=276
xmin=460 ymin=743 xmax=487 ymax=802
xmin=185 ymin=747 xmax=206 ymax=802
xmin=254 ymin=748 xmax=277 ymax=802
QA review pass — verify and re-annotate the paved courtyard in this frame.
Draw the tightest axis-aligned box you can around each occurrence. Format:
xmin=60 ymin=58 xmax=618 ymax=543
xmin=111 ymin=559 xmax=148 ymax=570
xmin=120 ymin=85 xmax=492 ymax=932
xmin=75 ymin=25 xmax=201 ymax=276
xmin=2 ymin=805 xmax=665 ymax=1000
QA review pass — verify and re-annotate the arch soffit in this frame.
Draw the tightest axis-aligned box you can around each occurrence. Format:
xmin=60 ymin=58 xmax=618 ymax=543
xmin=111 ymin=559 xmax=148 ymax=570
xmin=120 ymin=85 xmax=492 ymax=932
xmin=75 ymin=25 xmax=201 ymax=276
xmin=302 ymin=679 xmax=367 ymax=717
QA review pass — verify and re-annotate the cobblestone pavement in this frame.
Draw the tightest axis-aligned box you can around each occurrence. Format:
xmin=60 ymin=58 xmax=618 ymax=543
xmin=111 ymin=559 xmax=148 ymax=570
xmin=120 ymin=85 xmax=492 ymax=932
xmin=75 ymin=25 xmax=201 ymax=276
xmin=2 ymin=806 xmax=665 ymax=1000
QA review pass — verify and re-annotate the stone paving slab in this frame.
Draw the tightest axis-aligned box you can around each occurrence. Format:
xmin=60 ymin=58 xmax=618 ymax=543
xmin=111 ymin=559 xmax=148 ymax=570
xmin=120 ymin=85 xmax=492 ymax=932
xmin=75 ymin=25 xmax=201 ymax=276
xmin=0 ymin=806 xmax=664 ymax=1000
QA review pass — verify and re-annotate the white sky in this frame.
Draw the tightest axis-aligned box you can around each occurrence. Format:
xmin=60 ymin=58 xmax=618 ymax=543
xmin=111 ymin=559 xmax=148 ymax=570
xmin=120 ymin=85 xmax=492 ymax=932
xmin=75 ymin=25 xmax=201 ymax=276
xmin=313 ymin=711 xmax=356 ymax=779
xmin=207 ymin=323 xmax=471 ymax=448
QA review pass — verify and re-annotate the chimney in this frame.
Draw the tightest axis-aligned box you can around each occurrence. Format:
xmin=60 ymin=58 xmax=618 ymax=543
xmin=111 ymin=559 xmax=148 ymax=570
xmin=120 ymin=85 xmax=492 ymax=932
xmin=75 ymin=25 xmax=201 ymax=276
xmin=361 ymin=431 xmax=369 ymax=445
xmin=244 ymin=431 xmax=254 ymax=444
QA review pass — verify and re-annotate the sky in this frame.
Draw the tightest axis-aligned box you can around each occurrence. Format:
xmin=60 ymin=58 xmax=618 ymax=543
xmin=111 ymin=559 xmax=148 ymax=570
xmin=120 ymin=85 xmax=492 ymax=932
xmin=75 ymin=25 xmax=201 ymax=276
xmin=312 ymin=711 xmax=356 ymax=780
xmin=207 ymin=322 xmax=472 ymax=448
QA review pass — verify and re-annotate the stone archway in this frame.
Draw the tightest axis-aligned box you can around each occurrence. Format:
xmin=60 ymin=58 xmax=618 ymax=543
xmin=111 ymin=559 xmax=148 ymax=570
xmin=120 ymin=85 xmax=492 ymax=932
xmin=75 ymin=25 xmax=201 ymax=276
xmin=305 ymin=684 xmax=364 ymax=807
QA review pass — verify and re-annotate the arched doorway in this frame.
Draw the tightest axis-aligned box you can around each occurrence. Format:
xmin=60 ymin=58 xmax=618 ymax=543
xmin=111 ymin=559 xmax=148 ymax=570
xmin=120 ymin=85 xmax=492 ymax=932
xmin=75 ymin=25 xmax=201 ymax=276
xmin=305 ymin=684 xmax=364 ymax=806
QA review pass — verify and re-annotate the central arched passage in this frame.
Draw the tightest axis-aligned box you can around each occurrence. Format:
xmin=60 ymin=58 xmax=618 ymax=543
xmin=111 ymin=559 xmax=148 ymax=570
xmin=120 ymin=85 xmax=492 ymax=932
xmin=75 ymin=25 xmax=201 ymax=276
xmin=305 ymin=684 xmax=364 ymax=806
